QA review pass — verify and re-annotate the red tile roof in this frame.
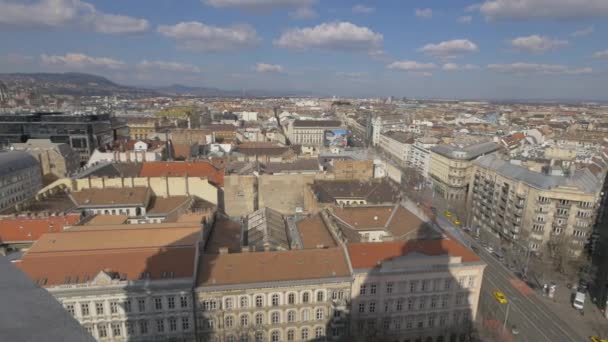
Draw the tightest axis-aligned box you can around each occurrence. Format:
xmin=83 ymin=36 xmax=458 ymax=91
xmin=139 ymin=161 xmax=224 ymax=186
xmin=0 ymin=214 xmax=80 ymax=243
xmin=347 ymin=239 xmax=481 ymax=269
xmin=16 ymin=247 xmax=196 ymax=287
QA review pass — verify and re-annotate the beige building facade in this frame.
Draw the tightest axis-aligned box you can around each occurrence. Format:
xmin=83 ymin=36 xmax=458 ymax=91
xmin=347 ymin=241 xmax=485 ymax=342
xmin=429 ymin=142 xmax=499 ymax=201
xmin=467 ymin=154 xmax=602 ymax=254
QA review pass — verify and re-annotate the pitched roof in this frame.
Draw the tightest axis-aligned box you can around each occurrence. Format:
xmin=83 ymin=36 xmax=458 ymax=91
xmin=311 ymin=179 xmax=400 ymax=204
xmin=27 ymin=226 xmax=200 ymax=254
xmin=205 ymin=217 xmax=243 ymax=254
xmin=0 ymin=151 xmax=39 ymax=177
xmin=264 ymin=159 xmax=320 ymax=174
xmin=17 ymin=246 xmax=196 ymax=287
xmin=293 ymin=120 xmax=342 ymax=128
xmin=146 ymin=196 xmax=191 ymax=215
xmin=296 ymin=214 xmax=337 ymax=249
xmin=71 ymin=187 xmax=150 ymax=207
xmin=197 ymin=247 xmax=350 ymax=287
xmin=245 ymin=207 xmax=289 ymax=251
xmin=139 ymin=161 xmax=224 ymax=186
xmin=82 ymin=214 xmax=128 ymax=226
xmin=347 ymin=239 xmax=481 ymax=270
xmin=0 ymin=214 xmax=80 ymax=243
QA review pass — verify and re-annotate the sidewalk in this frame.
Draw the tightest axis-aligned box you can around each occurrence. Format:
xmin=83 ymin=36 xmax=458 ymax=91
xmin=537 ymin=280 xmax=608 ymax=338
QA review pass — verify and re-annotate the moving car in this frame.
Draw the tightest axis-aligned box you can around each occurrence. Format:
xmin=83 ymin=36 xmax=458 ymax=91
xmin=452 ymin=218 xmax=462 ymax=225
xmin=493 ymin=291 xmax=508 ymax=304
xmin=444 ymin=210 xmax=452 ymax=217
xmin=590 ymin=337 xmax=608 ymax=342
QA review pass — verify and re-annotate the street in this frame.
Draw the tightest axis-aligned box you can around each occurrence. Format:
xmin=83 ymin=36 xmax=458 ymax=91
xmin=435 ymin=215 xmax=586 ymax=342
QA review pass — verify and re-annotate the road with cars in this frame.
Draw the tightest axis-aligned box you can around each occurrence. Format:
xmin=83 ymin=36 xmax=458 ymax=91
xmin=436 ymin=212 xmax=586 ymax=342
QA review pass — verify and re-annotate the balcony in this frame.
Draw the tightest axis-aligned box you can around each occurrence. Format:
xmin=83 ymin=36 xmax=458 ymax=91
xmin=556 ymin=202 xmax=572 ymax=209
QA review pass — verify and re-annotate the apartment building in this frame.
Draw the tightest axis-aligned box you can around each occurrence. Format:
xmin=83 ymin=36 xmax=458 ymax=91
xmin=0 ymin=151 xmax=43 ymax=212
xmin=287 ymin=120 xmax=343 ymax=146
xmin=195 ymin=248 xmax=352 ymax=342
xmin=467 ymin=154 xmax=603 ymax=254
xmin=429 ymin=142 xmax=499 ymax=201
xmin=409 ymin=137 xmax=439 ymax=179
xmin=377 ymin=131 xmax=413 ymax=167
xmin=347 ymin=240 xmax=486 ymax=342
xmin=16 ymin=225 xmax=203 ymax=341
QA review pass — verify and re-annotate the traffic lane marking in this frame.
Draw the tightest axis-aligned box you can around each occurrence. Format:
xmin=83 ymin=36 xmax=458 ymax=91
xmin=482 ymin=268 xmax=580 ymax=342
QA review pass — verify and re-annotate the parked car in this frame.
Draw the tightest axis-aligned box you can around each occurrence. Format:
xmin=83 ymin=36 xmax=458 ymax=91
xmin=573 ymin=291 xmax=586 ymax=310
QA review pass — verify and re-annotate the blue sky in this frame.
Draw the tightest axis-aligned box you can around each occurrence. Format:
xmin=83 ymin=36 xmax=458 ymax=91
xmin=1 ymin=0 xmax=608 ymax=100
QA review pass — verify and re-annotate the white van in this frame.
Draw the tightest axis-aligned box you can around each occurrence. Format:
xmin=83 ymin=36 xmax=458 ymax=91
xmin=573 ymin=291 xmax=585 ymax=310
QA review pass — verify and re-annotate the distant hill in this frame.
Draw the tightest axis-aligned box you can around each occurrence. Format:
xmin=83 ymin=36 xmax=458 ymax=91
xmin=154 ymin=84 xmax=320 ymax=98
xmin=0 ymin=72 xmax=321 ymax=98
xmin=0 ymin=72 xmax=157 ymax=97
xmin=154 ymin=84 xmax=244 ymax=97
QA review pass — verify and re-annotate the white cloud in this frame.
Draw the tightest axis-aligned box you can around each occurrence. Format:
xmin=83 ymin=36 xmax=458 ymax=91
xmin=274 ymin=22 xmax=383 ymax=51
xmin=571 ymin=26 xmax=594 ymax=37
xmin=478 ymin=0 xmax=608 ymax=21
xmin=158 ymin=21 xmax=261 ymax=52
xmin=487 ymin=63 xmax=593 ymax=75
xmin=415 ymin=8 xmax=433 ymax=19
xmin=0 ymin=0 xmax=149 ymax=34
xmin=254 ymin=63 xmax=285 ymax=73
xmin=289 ymin=7 xmax=318 ymax=19
xmin=510 ymin=35 xmax=567 ymax=54
xmin=442 ymin=63 xmax=479 ymax=71
xmin=419 ymin=39 xmax=478 ymax=58
xmin=457 ymin=15 xmax=473 ymax=23
xmin=352 ymin=4 xmax=375 ymax=14
xmin=593 ymin=50 xmax=608 ymax=59
xmin=137 ymin=60 xmax=201 ymax=73
xmin=40 ymin=53 xmax=126 ymax=70
xmin=388 ymin=60 xmax=436 ymax=71
xmin=205 ymin=0 xmax=313 ymax=9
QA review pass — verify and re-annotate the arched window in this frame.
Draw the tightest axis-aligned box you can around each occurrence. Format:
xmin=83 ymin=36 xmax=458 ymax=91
xmin=301 ymin=309 xmax=310 ymax=321
xmin=315 ymin=327 xmax=324 ymax=338
xmin=317 ymin=291 xmax=324 ymax=302
xmin=255 ymin=313 xmax=264 ymax=326
xmin=287 ymin=329 xmax=295 ymax=341
xmin=288 ymin=293 xmax=295 ymax=304
xmin=271 ymin=331 xmax=280 ymax=342
xmin=271 ymin=312 xmax=280 ymax=324
xmin=315 ymin=308 xmax=324 ymax=320
xmin=255 ymin=295 xmax=263 ymax=308
xmin=287 ymin=310 xmax=296 ymax=322
xmin=226 ymin=335 xmax=236 ymax=342
xmin=240 ymin=296 xmax=248 ymax=308
xmin=225 ymin=316 xmax=234 ymax=328
xmin=240 ymin=334 xmax=249 ymax=342
xmin=225 ymin=298 xmax=233 ymax=310
xmin=301 ymin=328 xmax=309 ymax=340
xmin=254 ymin=332 xmax=263 ymax=342
xmin=302 ymin=292 xmax=310 ymax=303
xmin=271 ymin=294 xmax=279 ymax=306
xmin=240 ymin=314 xmax=248 ymax=327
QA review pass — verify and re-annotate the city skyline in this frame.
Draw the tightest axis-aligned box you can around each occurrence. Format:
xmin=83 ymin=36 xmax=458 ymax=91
xmin=1 ymin=0 xmax=608 ymax=100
